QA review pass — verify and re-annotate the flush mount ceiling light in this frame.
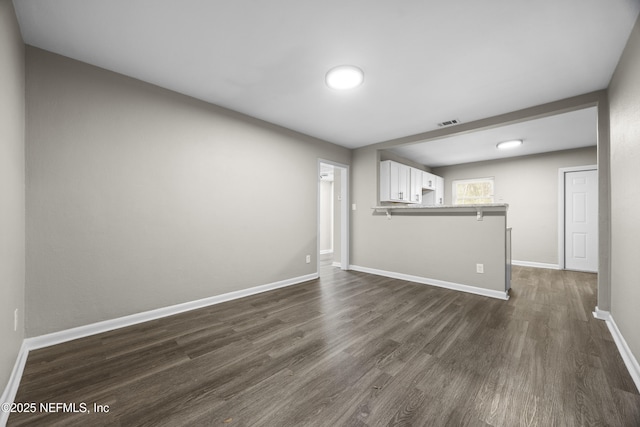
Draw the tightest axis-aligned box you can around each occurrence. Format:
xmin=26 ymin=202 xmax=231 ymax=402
xmin=325 ymin=65 xmax=364 ymax=90
xmin=496 ymin=139 xmax=523 ymax=150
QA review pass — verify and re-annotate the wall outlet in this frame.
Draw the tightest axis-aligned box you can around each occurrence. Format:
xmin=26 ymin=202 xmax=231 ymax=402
xmin=14 ymin=308 xmax=18 ymax=332
xmin=352 ymin=203 xmax=357 ymax=211
xmin=306 ymin=255 xmax=311 ymax=264
xmin=476 ymin=264 xmax=484 ymax=274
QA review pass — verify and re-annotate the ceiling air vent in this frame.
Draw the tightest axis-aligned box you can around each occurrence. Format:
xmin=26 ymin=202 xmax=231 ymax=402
xmin=437 ymin=118 xmax=461 ymax=127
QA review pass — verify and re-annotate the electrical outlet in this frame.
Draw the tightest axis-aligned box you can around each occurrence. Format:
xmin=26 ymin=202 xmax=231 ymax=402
xmin=306 ymin=255 xmax=311 ymax=264
xmin=476 ymin=264 xmax=484 ymax=274
xmin=352 ymin=203 xmax=357 ymax=211
xmin=14 ymin=309 xmax=18 ymax=332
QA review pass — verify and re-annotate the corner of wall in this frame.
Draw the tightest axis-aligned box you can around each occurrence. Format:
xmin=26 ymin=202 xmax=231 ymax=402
xmin=0 ymin=0 xmax=26 ymax=402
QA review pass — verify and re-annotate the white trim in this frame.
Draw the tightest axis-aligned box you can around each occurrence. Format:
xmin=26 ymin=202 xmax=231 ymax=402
xmin=318 ymin=159 xmax=350 ymax=272
xmin=0 ymin=341 xmax=29 ymax=426
xmin=0 ymin=273 xmax=317 ymax=420
xmin=331 ymin=262 xmax=341 ymax=268
xmin=592 ymin=306 xmax=611 ymax=321
xmin=349 ymin=265 xmax=509 ymax=300
xmin=593 ymin=309 xmax=640 ymax=393
xmin=512 ymin=260 xmax=560 ymax=270
xmin=320 ymin=249 xmax=333 ymax=255
xmin=25 ymin=273 xmax=317 ymax=351
xmin=558 ymin=165 xmax=598 ymax=271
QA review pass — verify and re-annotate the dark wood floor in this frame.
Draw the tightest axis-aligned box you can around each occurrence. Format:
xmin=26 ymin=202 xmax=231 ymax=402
xmin=8 ymin=262 xmax=640 ymax=426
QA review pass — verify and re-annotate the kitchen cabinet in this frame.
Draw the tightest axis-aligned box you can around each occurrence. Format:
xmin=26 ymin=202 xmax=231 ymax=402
xmin=423 ymin=175 xmax=445 ymax=205
xmin=380 ymin=160 xmax=411 ymax=202
xmin=434 ymin=176 xmax=444 ymax=205
xmin=422 ymin=172 xmax=436 ymax=190
xmin=410 ymin=168 xmax=424 ymax=203
xmin=381 ymin=160 xmax=442 ymax=204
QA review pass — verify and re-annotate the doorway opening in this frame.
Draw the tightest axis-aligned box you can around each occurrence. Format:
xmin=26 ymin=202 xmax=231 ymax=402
xmin=318 ymin=160 xmax=349 ymax=276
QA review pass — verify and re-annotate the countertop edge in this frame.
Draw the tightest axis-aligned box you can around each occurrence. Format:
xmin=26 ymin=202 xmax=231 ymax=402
xmin=372 ymin=203 xmax=509 ymax=211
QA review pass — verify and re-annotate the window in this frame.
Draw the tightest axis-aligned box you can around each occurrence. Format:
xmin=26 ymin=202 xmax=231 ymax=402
xmin=452 ymin=177 xmax=494 ymax=205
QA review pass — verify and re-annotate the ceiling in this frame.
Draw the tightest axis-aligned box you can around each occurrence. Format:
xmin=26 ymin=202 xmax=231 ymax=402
xmin=389 ymin=107 xmax=598 ymax=168
xmin=12 ymin=0 xmax=640 ymax=150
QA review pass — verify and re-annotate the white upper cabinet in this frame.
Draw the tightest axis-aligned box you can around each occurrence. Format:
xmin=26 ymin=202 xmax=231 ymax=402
xmin=410 ymin=168 xmax=424 ymax=204
xmin=421 ymin=173 xmax=445 ymax=206
xmin=380 ymin=160 xmax=411 ymax=202
xmin=422 ymin=172 xmax=436 ymax=190
xmin=435 ymin=175 xmax=444 ymax=205
xmin=380 ymin=160 xmax=438 ymax=204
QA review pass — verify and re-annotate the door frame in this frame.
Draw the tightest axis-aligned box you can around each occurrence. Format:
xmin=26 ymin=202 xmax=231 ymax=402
xmin=317 ymin=159 xmax=350 ymax=271
xmin=557 ymin=164 xmax=598 ymax=270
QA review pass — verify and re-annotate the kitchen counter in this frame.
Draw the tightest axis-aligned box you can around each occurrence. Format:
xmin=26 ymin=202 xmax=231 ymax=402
xmin=362 ymin=202 xmax=511 ymax=299
xmin=373 ymin=203 xmax=508 ymax=210
xmin=372 ymin=203 xmax=508 ymax=219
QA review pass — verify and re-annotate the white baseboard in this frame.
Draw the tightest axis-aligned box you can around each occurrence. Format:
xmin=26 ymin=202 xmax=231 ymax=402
xmin=331 ymin=262 xmax=341 ymax=268
xmin=0 ymin=340 xmax=29 ymax=426
xmin=349 ymin=265 xmax=509 ymax=300
xmin=592 ymin=306 xmax=611 ymax=321
xmin=592 ymin=308 xmax=640 ymax=393
xmin=512 ymin=260 xmax=560 ymax=270
xmin=320 ymin=249 xmax=333 ymax=255
xmin=0 ymin=272 xmax=318 ymax=421
xmin=26 ymin=272 xmax=318 ymax=351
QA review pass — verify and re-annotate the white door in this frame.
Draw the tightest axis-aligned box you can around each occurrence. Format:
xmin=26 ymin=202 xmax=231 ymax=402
xmin=565 ymin=169 xmax=598 ymax=272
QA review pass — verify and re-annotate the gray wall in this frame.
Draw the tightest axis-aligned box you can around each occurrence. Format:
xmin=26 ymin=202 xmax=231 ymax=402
xmin=25 ymin=47 xmax=350 ymax=337
xmin=351 ymin=146 xmax=505 ymax=292
xmin=379 ymin=150 xmax=430 ymax=171
xmin=434 ymin=147 xmax=597 ymax=266
xmin=0 ymin=0 xmax=25 ymax=393
xmin=608 ymin=15 xmax=640 ymax=371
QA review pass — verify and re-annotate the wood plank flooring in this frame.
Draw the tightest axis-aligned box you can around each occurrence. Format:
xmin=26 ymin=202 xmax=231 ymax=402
xmin=8 ymin=263 xmax=640 ymax=426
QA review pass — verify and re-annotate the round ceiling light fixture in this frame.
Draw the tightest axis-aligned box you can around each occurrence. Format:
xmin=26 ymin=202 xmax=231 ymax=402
xmin=325 ymin=65 xmax=364 ymax=90
xmin=496 ymin=139 xmax=523 ymax=150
